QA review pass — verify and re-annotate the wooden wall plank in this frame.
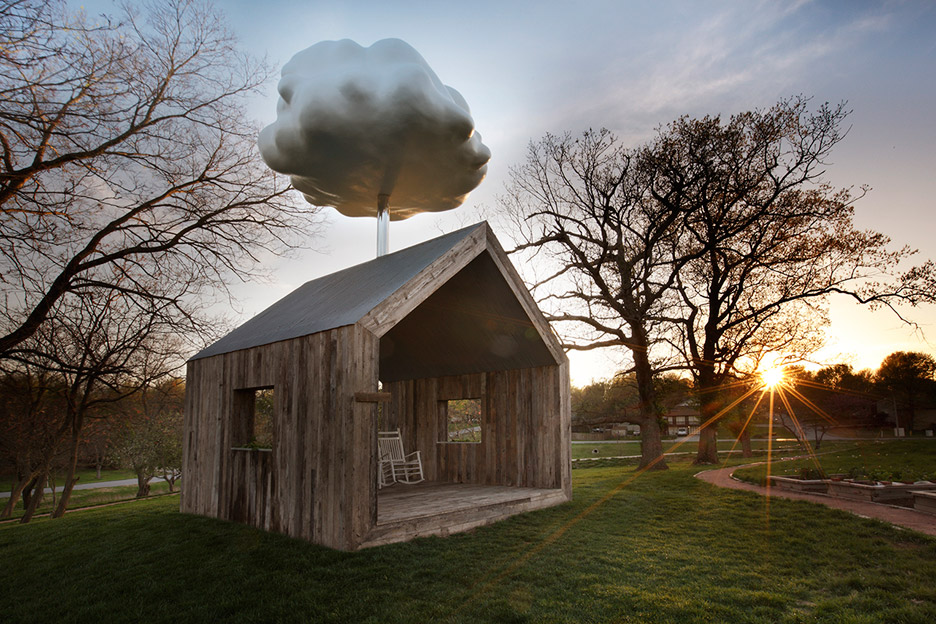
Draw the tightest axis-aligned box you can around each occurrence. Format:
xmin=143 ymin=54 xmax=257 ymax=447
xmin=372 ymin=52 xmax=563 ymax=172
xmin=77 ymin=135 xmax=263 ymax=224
xmin=182 ymin=325 xmax=382 ymax=551
xmin=182 ymin=336 xmax=570 ymax=551
xmin=382 ymin=366 xmax=570 ymax=492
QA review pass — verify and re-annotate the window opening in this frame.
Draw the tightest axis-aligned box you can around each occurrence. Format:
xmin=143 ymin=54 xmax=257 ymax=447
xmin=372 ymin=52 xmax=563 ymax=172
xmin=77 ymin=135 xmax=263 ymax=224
xmin=253 ymin=388 xmax=274 ymax=448
xmin=442 ymin=398 xmax=482 ymax=443
xmin=233 ymin=387 xmax=274 ymax=449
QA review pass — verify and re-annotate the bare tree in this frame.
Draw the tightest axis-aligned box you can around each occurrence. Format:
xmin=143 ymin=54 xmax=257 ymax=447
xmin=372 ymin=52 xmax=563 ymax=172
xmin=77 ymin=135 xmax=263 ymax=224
xmin=502 ymin=129 xmax=691 ymax=469
xmin=110 ymin=380 xmax=184 ymax=498
xmin=649 ymin=98 xmax=936 ymax=463
xmin=3 ymin=287 xmax=180 ymax=521
xmin=0 ymin=366 xmax=67 ymax=518
xmin=0 ymin=0 xmax=322 ymax=358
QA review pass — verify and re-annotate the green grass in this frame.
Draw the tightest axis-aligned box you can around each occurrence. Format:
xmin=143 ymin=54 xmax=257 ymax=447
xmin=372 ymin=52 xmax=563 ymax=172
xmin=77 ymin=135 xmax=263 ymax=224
xmin=2 ymin=456 xmax=935 ymax=623
xmin=734 ymin=439 xmax=936 ymax=485
xmin=571 ymin=439 xmax=806 ymax=460
xmin=0 ymin=468 xmax=136 ymax=493
xmin=1 ymin=480 xmax=177 ymax=521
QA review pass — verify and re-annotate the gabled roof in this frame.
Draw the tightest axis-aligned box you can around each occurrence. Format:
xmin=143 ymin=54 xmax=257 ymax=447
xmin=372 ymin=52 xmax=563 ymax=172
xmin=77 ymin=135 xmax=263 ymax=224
xmin=190 ymin=222 xmax=566 ymax=368
xmin=190 ymin=224 xmax=481 ymax=361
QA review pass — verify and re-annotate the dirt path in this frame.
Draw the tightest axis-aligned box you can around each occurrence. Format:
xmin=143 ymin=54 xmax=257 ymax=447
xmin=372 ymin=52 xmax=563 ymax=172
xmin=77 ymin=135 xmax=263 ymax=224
xmin=695 ymin=465 xmax=936 ymax=537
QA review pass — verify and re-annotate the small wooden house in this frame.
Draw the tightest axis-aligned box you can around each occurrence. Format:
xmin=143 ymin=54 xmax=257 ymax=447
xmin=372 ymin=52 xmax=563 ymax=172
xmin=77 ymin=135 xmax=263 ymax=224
xmin=181 ymin=223 xmax=571 ymax=550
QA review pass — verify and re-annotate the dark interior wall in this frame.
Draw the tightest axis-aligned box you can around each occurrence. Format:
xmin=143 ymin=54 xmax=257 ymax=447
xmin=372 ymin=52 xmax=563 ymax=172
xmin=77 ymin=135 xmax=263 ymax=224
xmin=384 ymin=366 xmax=566 ymax=489
xmin=379 ymin=253 xmax=558 ymax=382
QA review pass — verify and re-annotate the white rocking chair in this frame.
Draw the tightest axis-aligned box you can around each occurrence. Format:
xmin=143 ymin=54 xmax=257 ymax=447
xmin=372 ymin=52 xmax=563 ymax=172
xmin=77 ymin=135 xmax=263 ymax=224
xmin=377 ymin=429 xmax=424 ymax=488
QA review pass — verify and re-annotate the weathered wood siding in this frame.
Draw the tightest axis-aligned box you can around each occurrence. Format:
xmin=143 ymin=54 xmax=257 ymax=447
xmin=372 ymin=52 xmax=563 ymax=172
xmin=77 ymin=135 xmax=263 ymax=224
xmin=385 ymin=364 xmax=571 ymax=494
xmin=228 ymin=449 xmax=274 ymax=529
xmin=182 ymin=325 xmax=379 ymax=550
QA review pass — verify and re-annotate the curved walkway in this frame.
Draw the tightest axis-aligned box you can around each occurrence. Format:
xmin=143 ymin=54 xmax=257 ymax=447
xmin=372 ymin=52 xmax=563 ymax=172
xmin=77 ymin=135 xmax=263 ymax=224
xmin=696 ymin=465 xmax=936 ymax=537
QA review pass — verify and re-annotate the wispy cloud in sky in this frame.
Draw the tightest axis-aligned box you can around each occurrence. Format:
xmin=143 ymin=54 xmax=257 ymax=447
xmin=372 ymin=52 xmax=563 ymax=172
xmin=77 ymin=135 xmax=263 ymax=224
xmin=538 ymin=1 xmax=903 ymax=140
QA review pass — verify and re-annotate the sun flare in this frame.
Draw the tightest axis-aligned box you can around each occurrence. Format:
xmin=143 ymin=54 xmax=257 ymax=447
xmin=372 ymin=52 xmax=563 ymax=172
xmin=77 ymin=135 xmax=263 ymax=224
xmin=761 ymin=366 xmax=784 ymax=389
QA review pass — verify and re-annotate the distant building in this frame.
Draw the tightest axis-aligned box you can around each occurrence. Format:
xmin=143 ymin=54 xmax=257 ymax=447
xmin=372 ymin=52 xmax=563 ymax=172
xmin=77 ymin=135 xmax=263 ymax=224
xmin=664 ymin=403 xmax=699 ymax=436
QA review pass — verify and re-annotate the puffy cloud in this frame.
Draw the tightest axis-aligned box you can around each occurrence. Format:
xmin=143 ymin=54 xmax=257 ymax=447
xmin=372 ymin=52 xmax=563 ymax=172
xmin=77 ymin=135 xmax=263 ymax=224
xmin=259 ymin=38 xmax=491 ymax=220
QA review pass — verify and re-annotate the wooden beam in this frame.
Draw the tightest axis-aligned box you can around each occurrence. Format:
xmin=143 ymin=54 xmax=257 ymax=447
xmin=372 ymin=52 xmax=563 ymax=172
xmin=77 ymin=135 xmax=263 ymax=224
xmin=483 ymin=226 xmax=568 ymax=365
xmin=360 ymin=224 xmax=487 ymax=337
xmin=354 ymin=391 xmax=392 ymax=403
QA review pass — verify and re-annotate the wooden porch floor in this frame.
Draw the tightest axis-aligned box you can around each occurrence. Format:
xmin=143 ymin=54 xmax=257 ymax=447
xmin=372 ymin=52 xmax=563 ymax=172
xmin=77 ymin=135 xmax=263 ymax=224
xmin=361 ymin=482 xmax=569 ymax=548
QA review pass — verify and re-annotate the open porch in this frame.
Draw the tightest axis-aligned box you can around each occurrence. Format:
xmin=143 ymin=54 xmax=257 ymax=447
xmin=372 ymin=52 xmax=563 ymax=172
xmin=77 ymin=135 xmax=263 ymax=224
xmin=362 ymin=482 xmax=568 ymax=548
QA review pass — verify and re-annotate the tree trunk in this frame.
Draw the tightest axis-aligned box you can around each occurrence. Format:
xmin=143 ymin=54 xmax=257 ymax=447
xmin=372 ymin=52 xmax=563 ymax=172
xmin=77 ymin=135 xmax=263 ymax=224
xmin=1 ymin=470 xmax=40 ymax=519
xmin=13 ymin=419 xmax=71 ymax=520
xmin=696 ymin=427 xmax=718 ymax=464
xmin=739 ymin=428 xmax=753 ymax=457
xmin=20 ymin=474 xmax=39 ymax=513
xmin=136 ymin=473 xmax=151 ymax=498
xmin=20 ymin=470 xmax=48 ymax=523
xmin=694 ymin=370 xmax=720 ymax=464
xmin=638 ymin=417 xmax=667 ymax=470
xmin=53 ymin=423 xmax=83 ymax=518
xmin=162 ymin=470 xmax=179 ymax=493
xmin=631 ymin=331 xmax=667 ymax=470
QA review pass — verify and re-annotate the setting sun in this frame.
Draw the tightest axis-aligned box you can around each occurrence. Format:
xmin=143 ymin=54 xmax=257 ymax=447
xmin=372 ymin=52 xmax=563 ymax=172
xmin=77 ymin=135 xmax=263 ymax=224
xmin=761 ymin=366 xmax=785 ymax=389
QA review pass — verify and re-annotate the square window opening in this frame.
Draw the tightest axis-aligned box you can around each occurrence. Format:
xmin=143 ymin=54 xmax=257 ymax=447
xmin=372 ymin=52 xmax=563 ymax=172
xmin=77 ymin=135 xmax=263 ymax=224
xmin=443 ymin=398 xmax=482 ymax=443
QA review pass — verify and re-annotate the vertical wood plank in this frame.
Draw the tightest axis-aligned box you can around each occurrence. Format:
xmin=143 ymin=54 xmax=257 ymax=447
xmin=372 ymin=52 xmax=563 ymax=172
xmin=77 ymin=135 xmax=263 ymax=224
xmin=183 ymin=327 xmax=572 ymax=550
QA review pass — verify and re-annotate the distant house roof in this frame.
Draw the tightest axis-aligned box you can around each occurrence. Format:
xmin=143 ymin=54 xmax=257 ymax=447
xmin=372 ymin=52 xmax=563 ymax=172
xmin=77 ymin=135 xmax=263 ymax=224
xmin=190 ymin=224 xmax=480 ymax=361
xmin=665 ymin=404 xmax=699 ymax=420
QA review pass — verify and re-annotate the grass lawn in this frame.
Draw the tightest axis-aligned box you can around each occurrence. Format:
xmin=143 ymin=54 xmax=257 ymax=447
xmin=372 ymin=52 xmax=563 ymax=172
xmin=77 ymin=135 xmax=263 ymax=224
xmin=2 ymin=457 xmax=935 ymax=623
xmin=733 ymin=439 xmax=936 ymax=485
xmin=571 ymin=439 xmax=806 ymax=460
xmin=1 ymin=480 xmax=177 ymax=521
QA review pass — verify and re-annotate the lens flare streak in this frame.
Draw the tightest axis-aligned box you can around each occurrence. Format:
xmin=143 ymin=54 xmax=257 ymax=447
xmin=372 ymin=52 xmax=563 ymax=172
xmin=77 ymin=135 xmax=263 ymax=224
xmin=452 ymin=366 xmax=853 ymax=615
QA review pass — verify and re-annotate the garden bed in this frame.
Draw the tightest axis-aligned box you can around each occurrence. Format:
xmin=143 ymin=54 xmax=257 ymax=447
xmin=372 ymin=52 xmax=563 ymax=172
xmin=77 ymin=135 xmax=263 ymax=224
xmin=826 ymin=479 xmax=936 ymax=507
xmin=767 ymin=475 xmax=828 ymax=493
xmin=911 ymin=491 xmax=936 ymax=515
xmin=766 ymin=474 xmax=936 ymax=511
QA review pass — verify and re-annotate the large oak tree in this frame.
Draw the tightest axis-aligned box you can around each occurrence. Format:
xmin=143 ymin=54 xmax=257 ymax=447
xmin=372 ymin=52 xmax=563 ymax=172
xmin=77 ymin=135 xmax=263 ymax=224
xmin=504 ymin=98 xmax=935 ymax=466
xmin=0 ymin=0 xmax=322 ymax=519
xmin=642 ymin=98 xmax=935 ymax=463
xmin=0 ymin=0 xmax=321 ymax=358
xmin=502 ymin=129 xmax=690 ymax=469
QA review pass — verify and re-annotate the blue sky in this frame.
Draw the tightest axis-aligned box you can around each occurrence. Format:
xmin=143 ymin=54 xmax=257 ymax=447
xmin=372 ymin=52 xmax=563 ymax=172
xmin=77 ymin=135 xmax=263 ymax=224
xmin=84 ymin=0 xmax=936 ymax=382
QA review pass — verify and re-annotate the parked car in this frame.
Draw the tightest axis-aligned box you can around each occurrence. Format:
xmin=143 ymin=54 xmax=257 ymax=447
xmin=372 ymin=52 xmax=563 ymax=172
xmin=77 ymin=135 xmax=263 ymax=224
xmin=676 ymin=427 xmax=688 ymax=436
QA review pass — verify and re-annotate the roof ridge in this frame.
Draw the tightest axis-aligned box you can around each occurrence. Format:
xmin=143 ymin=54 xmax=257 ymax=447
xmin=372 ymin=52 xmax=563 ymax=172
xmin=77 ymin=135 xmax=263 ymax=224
xmin=189 ymin=222 xmax=487 ymax=361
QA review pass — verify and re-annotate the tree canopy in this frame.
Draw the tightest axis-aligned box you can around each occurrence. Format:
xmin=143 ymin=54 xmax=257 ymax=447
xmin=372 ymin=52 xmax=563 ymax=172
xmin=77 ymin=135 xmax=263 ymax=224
xmin=0 ymin=0 xmax=322 ymax=358
xmin=0 ymin=0 xmax=321 ymax=521
xmin=876 ymin=351 xmax=936 ymax=432
xmin=504 ymin=97 xmax=936 ymax=464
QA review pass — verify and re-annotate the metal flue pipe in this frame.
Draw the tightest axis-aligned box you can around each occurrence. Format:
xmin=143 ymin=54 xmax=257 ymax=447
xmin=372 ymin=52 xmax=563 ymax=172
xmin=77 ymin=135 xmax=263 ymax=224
xmin=376 ymin=193 xmax=390 ymax=257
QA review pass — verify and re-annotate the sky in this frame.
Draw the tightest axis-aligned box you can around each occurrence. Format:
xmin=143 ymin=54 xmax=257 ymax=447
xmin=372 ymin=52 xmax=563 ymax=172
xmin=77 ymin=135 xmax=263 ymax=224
xmin=85 ymin=0 xmax=936 ymax=385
